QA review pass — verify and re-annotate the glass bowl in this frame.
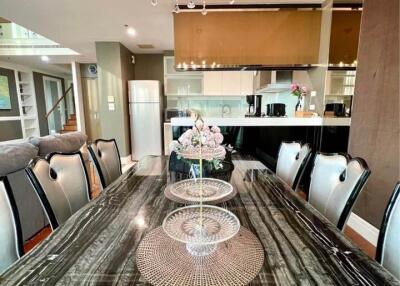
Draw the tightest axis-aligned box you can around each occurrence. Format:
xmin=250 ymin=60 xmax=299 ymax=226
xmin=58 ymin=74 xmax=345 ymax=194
xmin=170 ymin=178 xmax=233 ymax=203
xmin=162 ymin=205 xmax=240 ymax=256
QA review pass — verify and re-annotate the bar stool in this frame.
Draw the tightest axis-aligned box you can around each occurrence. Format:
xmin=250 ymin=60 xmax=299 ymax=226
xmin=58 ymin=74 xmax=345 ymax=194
xmin=26 ymin=152 xmax=91 ymax=230
xmin=308 ymin=153 xmax=370 ymax=231
xmin=88 ymin=139 xmax=122 ymax=190
xmin=376 ymin=182 xmax=400 ymax=280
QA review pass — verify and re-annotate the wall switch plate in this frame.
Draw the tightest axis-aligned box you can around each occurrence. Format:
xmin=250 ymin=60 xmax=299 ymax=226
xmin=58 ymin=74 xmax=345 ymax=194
xmin=310 ymin=91 xmax=317 ymax=97
xmin=310 ymin=104 xmax=316 ymax=111
xmin=107 ymin=96 xmax=115 ymax=103
xmin=108 ymin=103 xmax=115 ymax=111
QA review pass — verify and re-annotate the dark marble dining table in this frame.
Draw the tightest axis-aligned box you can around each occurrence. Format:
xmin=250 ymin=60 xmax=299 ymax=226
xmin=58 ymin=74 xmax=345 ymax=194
xmin=1 ymin=155 xmax=399 ymax=285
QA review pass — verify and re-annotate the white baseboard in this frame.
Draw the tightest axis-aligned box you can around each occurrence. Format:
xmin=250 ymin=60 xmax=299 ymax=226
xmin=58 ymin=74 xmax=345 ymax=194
xmin=120 ymin=155 xmax=133 ymax=165
xmin=347 ymin=212 xmax=380 ymax=247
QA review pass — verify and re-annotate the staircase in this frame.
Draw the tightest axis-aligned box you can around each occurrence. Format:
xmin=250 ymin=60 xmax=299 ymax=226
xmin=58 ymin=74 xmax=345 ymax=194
xmin=60 ymin=114 xmax=77 ymax=134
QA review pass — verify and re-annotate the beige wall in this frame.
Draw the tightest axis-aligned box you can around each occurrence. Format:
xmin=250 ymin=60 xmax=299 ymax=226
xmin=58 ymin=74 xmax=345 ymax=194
xmin=95 ymin=42 xmax=134 ymax=157
xmin=348 ymin=0 xmax=399 ymax=227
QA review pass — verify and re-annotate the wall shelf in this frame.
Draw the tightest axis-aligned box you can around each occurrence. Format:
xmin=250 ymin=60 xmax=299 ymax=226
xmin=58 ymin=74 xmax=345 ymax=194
xmin=15 ymin=70 xmax=40 ymax=138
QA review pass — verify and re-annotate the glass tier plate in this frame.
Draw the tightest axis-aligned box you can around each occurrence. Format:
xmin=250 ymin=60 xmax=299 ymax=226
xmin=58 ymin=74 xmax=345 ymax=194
xmin=162 ymin=205 xmax=240 ymax=246
xmin=177 ymin=145 xmax=226 ymax=161
xmin=169 ymin=178 xmax=233 ymax=203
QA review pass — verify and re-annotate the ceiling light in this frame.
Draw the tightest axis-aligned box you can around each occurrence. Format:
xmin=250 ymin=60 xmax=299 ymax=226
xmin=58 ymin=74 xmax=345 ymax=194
xmin=201 ymin=1 xmax=207 ymax=15
xmin=127 ymin=27 xmax=137 ymax=36
xmin=173 ymin=0 xmax=180 ymax=13
xmin=41 ymin=55 xmax=50 ymax=62
xmin=151 ymin=0 xmax=236 ymax=15
xmin=187 ymin=0 xmax=195 ymax=9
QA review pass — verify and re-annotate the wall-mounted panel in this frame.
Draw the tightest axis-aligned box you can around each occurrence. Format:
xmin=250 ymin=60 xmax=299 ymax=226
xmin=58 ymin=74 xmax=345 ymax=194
xmin=0 ymin=120 xmax=22 ymax=141
xmin=174 ymin=11 xmax=322 ymax=66
xmin=329 ymin=10 xmax=362 ymax=64
xmin=0 ymin=67 xmax=19 ymax=116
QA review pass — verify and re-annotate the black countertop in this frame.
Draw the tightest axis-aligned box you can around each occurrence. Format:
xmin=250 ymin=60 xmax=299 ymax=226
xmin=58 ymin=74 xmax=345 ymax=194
xmin=1 ymin=155 xmax=398 ymax=285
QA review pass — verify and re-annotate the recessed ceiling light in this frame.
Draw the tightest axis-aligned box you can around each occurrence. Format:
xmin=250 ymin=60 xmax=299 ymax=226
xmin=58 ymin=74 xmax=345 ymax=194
xmin=127 ymin=27 xmax=137 ymax=36
xmin=41 ymin=55 xmax=50 ymax=62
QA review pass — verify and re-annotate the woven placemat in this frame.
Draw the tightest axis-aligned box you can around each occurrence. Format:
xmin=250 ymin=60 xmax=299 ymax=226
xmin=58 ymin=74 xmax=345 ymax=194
xmin=164 ymin=185 xmax=237 ymax=205
xmin=136 ymin=226 xmax=264 ymax=286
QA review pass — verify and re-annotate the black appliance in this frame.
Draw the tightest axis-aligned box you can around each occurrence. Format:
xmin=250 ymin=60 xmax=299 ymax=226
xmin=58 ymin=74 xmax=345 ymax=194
xmin=164 ymin=108 xmax=188 ymax=122
xmin=325 ymin=103 xmax=346 ymax=117
xmin=266 ymin=103 xmax=286 ymax=117
xmin=245 ymin=95 xmax=255 ymax=117
xmin=255 ymin=95 xmax=263 ymax=117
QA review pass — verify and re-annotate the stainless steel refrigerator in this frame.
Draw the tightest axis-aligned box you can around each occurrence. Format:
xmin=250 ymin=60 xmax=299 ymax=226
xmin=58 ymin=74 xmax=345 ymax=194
xmin=129 ymin=80 xmax=162 ymax=161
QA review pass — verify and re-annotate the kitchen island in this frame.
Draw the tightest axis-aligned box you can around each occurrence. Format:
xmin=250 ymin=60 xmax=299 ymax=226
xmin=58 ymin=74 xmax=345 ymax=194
xmin=168 ymin=116 xmax=351 ymax=176
xmin=170 ymin=116 xmax=351 ymax=127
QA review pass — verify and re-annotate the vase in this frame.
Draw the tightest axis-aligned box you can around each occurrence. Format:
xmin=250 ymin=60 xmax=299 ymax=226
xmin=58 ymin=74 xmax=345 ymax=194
xmin=190 ymin=163 xmax=201 ymax=179
xmin=295 ymin=96 xmax=304 ymax=112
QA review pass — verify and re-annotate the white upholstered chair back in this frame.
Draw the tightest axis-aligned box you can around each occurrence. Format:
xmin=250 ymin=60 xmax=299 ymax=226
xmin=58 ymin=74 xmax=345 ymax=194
xmin=88 ymin=139 xmax=122 ymax=189
xmin=376 ymin=183 xmax=400 ymax=280
xmin=0 ymin=177 xmax=23 ymax=274
xmin=26 ymin=152 xmax=90 ymax=230
xmin=309 ymin=153 xmax=370 ymax=231
xmin=276 ymin=142 xmax=311 ymax=189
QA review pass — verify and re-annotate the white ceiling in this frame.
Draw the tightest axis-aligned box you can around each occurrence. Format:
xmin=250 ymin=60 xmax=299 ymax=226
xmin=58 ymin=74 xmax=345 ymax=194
xmin=0 ymin=0 xmax=329 ymax=65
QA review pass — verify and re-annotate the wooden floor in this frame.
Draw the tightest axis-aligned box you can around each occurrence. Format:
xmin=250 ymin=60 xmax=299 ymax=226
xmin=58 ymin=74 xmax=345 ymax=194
xmin=23 ymin=162 xmax=377 ymax=260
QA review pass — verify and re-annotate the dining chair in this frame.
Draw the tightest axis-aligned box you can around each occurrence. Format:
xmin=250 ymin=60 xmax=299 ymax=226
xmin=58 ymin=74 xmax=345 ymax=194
xmin=376 ymin=182 xmax=400 ymax=280
xmin=308 ymin=153 xmax=370 ymax=231
xmin=26 ymin=152 xmax=91 ymax=230
xmin=88 ymin=139 xmax=122 ymax=189
xmin=276 ymin=141 xmax=312 ymax=190
xmin=0 ymin=176 xmax=24 ymax=274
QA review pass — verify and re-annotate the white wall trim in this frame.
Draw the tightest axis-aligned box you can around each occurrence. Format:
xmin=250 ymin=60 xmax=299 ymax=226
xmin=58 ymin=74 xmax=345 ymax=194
xmin=71 ymin=62 xmax=86 ymax=133
xmin=347 ymin=212 xmax=380 ymax=247
xmin=120 ymin=155 xmax=133 ymax=165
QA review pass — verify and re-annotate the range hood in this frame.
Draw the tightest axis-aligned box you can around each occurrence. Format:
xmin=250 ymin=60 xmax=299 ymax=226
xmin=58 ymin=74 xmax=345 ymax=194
xmin=255 ymin=71 xmax=292 ymax=93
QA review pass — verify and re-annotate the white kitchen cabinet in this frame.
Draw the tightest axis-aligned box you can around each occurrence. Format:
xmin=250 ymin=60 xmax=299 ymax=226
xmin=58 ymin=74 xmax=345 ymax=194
xmin=165 ymin=76 xmax=203 ymax=96
xmin=203 ymin=71 xmax=254 ymax=96
xmin=222 ymin=72 xmax=242 ymax=96
xmin=240 ymin=71 xmax=254 ymax=95
xmin=203 ymin=71 xmax=222 ymax=95
xmin=164 ymin=56 xmax=203 ymax=96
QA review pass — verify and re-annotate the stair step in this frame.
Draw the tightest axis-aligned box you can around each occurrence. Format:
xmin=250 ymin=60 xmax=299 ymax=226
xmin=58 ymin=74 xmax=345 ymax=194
xmin=67 ymin=119 xmax=77 ymax=125
xmin=63 ymin=125 xmax=77 ymax=131
xmin=69 ymin=114 xmax=76 ymax=120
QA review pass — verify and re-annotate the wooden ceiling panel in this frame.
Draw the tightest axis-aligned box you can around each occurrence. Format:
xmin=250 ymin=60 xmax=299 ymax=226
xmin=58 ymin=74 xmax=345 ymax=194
xmin=174 ymin=11 xmax=322 ymax=66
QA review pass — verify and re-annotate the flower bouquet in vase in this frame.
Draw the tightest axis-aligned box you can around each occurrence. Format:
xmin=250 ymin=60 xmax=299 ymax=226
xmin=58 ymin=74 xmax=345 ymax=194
xmin=290 ymin=83 xmax=307 ymax=112
xmin=170 ymin=116 xmax=226 ymax=178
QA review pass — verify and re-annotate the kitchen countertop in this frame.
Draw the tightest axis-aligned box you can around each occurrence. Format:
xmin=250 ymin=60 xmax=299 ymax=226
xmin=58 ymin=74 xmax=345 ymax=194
xmin=170 ymin=116 xmax=351 ymax=127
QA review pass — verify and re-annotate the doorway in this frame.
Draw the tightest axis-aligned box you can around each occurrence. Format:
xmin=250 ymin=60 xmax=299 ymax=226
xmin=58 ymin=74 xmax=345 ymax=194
xmin=43 ymin=76 xmax=64 ymax=134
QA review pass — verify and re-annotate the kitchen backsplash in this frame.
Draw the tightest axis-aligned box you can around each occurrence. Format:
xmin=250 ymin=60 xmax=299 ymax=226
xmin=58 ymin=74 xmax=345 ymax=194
xmin=167 ymin=93 xmax=299 ymax=117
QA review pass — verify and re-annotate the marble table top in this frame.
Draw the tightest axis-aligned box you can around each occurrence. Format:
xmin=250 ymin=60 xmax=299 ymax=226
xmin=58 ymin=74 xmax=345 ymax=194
xmin=1 ymin=155 xmax=399 ymax=285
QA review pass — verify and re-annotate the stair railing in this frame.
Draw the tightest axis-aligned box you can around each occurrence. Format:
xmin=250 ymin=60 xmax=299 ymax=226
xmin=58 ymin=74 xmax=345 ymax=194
xmin=45 ymin=84 xmax=74 ymax=119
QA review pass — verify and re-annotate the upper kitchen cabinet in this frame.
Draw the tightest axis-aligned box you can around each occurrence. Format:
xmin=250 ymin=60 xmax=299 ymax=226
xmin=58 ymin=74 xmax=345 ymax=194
xmin=329 ymin=10 xmax=362 ymax=65
xmin=203 ymin=71 xmax=222 ymax=95
xmin=174 ymin=11 xmax=322 ymax=67
xmin=203 ymin=71 xmax=253 ymax=96
xmin=164 ymin=56 xmax=203 ymax=96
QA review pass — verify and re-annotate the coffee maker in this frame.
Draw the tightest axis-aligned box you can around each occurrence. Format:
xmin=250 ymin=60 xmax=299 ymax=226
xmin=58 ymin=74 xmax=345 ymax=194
xmin=245 ymin=95 xmax=255 ymax=117
xmin=245 ymin=95 xmax=263 ymax=117
xmin=255 ymin=95 xmax=262 ymax=117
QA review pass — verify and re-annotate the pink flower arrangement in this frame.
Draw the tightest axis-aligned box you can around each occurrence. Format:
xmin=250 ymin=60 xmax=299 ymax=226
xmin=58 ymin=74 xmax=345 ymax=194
xmin=290 ymin=83 xmax=307 ymax=97
xmin=174 ymin=117 xmax=226 ymax=165
xmin=178 ymin=123 xmax=224 ymax=149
